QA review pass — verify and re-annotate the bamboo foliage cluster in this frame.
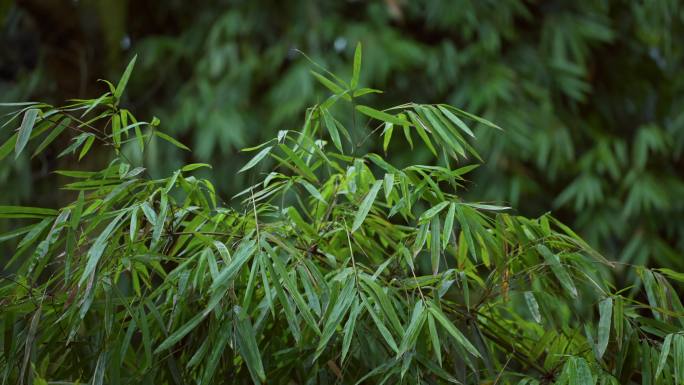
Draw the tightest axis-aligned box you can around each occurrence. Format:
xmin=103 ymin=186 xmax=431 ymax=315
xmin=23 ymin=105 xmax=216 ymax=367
xmin=0 ymin=46 xmax=683 ymax=385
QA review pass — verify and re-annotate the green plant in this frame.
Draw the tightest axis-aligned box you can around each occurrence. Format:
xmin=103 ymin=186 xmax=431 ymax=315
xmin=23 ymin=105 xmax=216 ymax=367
xmin=1 ymin=47 xmax=683 ymax=385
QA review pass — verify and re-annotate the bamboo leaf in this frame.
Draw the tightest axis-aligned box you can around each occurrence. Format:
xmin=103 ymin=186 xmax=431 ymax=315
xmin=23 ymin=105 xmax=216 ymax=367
xmin=536 ymin=244 xmax=578 ymax=298
xmin=154 ymin=131 xmax=190 ymax=151
xmin=398 ymin=301 xmax=426 ymax=357
xmin=596 ymin=297 xmax=612 ymax=359
xmin=352 ymin=180 xmax=383 ymax=232
xmin=155 ymin=312 xmax=206 ymax=354
xmin=114 ymin=55 xmax=137 ymax=100
xmin=351 ymin=42 xmax=362 ymax=89
xmin=524 ymin=291 xmax=542 ymax=323
xmin=655 ymin=334 xmax=672 ymax=379
xmin=32 ymin=117 xmax=70 ymax=157
xmin=427 ymin=302 xmax=480 ymax=357
xmin=442 ymin=203 xmax=455 ymax=249
xmin=430 ymin=216 xmax=441 ymax=274
xmin=15 ymin=108 xmax=39 ymax=158
xmin=78 ymin=211 xmax=126 ymax=286
xmin=418 ymin=201 xmax=449 ymax=224
xmin=78 ymin=134 xmax=95 ymax=160
xmin=234 ymin=306 xmax=266 ymax=384
xmin=240 ymin=146 xmax=273 ymax=173
xmin=438 ymin=105 xmax=475 ymax=138
xmin=356 ymin=105 xmax=409 ymax=126
xmin=322 ymin=109 xmax=343 ymax=153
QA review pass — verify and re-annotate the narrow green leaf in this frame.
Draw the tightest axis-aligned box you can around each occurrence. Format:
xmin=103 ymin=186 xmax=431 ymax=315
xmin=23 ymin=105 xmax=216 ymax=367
xmin=322 ymin=109 xmax=343 ymax=152
xmin=181 ymin=163 xmax=212 ymax=172
xmin=427 ymin=313 xmax=442 ymax=367
xmin=15 ymin=108 xmax=39 ymax=158
xmin=398 ymin=301 xmax=426 ymax=356
xmin=154 ymin=312 xmax=206 ymax=354
xmin=409 ymin=112 xmax=438 ymax=156
xmin=428 ymin=302 xmax=480 ymax=357
xmin=78 ymin=212 xmax=126 ymax=286
xmin=596 ymin=297 xmax=612 ymax=359
xmin=311 ymin=70 xmax=351 ymax=101
xmin=209 ymin=240 xmax=256 ymax=293
xmin=234 ymin=306 xmax=266 ymax=383
xmin=438 ymin=105 xmax=475 ymax=138
xmin=442 ymin=203 xmax=455 ymax=249
xmin=0 ymin=133 xmax=17 ymax=161
xmin=239 ymin=146 xmax=273 ymax=173
xmin=430 ymin=216 xmax=441 ymax=275
xmin=315 ymin=280 xmax=355 ymax=361
xmin=383 ymin=173 xmax=394 ymax=201
xmin=341 ymin=298 xmax=362 ymax=363
xmin=351 ymin=42 xmax=362 ymax=89
xmin=655 ymin=334 xmax=672 ymax=379
xmin=154 ymin=131 xmax=190 ymax=151
xmin=0 ymin=206 xmax=58 ymax=219
xmin=297 ymin=179 xmax=326 ymax=204
xmin=524 ymin=291 xmax=542 ymax=323
xmin=382 ymin=123 xmax=393 ymax=153
xmin=418 ymin=201 xmax=449 ymax=224
xmin=353 ymin=87 xmax=383 ymax=97
xmin=114 ymin=55 xmax=137 ymax=100
xmin=356 ymin=105 xmax=409 ymax=126
xmin=363 ymin=299 xmax=399 ymax=354
xmin=536 ymin=244 xmax=578 ymax=298
xmin=352 ymin=180 xmax=383 ymax=232
xmin=78 ymin=134 xmax=95 ymax=160
xmin=32 ymin=117 xmax=70 ymax=158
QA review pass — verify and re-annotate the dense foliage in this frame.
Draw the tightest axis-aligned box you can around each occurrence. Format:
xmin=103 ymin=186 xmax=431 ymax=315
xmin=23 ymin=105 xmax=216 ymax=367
xmin=2 ymin=0 xmax=684 ymax=275
xmin=1 ymin=50 xmax=683 ymax=385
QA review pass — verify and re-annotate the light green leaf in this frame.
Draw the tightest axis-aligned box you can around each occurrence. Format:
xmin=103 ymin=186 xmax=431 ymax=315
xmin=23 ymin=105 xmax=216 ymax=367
xmin=114 ymin=55 xmax=137 ymax=100
xmin=524 ymin=291 xmax=542 ymax=323
xmin=154 ymin=131 xmax=190 ymax=151
xmin=0 ymin=206 xmax=58 ymax=219
xmin=234 ymin=306 xmax=266 ymax=384
xmin=351 ymin=42 xmax=362 ymax=89
xmin=32 ymin=117 xmax=70 ymax=158
xmin=398 ymin=301 xmax=426 ymax=356
xmin=536 ymin=244 xmax=578 ymax=298
xmin=356 ymin=105 xmax=409 ymax=126
xmin=442 ymin=203 xmax=455 ymax=249
xmin=363 ymin=298 xmax=399 ymax=354
xmin=383 ymin=173 xmax=394 ymax=201
xmin=427 ymin=302 xmax=480 ymax=357
xmin=78 ymin=134 xmax=95 ymax=160
xmin=418 ymin=201 xmax=449 ymax=224
xmin=655 ymin=333 xmax=672 ymax=379
xmin=438 ymin=105 xmax=475 ymax=138
xmin=352 ymin=180 xmax=383 ymax=232
xmin=341 ymin=298 xmax=362 ymax=362
xmin=596 ymin=297 xmax=612 ymax=359
xmin=15 ymin=108 xmax=39 ymax=158
xmin=427 ymin=313 xmax=442 ymax=367
xmin=322 ymin=109 xmax=343 ymax=152
xmin=239 ymin=146 xmax=273 ymax=173
xmin=430 ymin=216 xmax=441 ymax=275
xmin=154 ymin=312 xmax=207 ymax=354
xmin=297 ymin=179 xmax=325 ymax=204
xmin=181 ymin=163 xmax=212 ymax=172
xmin=311 ymin=70 xmax=351 ymax=101
xmin=78 ymin=211 xmax=126 ymax=286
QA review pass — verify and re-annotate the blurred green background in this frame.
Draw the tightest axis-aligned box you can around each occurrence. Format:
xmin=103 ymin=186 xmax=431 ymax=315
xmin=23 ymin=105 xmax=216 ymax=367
xmin=1 ymin=0 xmax=683 ymax=275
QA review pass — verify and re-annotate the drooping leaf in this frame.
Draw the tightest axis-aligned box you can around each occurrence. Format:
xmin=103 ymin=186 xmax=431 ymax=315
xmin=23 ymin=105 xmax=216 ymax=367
xmin=15 ymin=108 xmax=39 ymax=158
xmin=352 ymin=180 xmax=383 ymax=232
